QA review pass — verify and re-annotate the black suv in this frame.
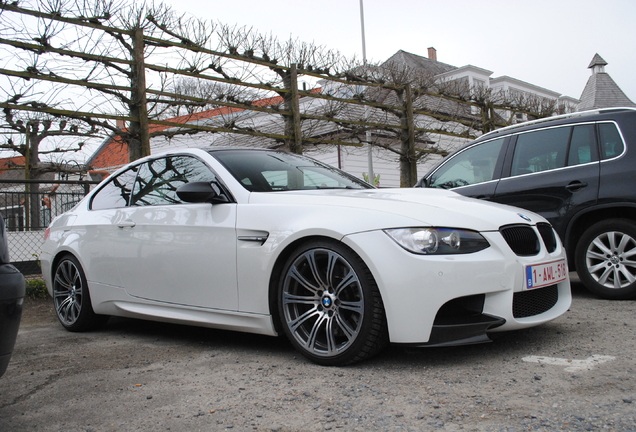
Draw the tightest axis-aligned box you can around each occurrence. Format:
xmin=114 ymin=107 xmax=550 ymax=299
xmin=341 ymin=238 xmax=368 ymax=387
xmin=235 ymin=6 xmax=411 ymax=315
xmin=0 ymin=214 xmax=25 ymax=377
xmin=417 ymin=107 xmax=636 ymax=300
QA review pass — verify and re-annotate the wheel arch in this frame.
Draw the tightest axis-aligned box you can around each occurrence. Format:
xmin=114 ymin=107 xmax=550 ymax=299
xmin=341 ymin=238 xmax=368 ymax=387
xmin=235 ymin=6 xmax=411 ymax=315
xmin=44 ymin=249 xmax=81 ymax=293
xmin=565 ymin=204 xmax=636 ymax=271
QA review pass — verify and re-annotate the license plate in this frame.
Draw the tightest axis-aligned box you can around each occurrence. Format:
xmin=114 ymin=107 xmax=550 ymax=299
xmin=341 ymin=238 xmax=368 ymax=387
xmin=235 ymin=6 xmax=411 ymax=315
xmin=525 ymin=259 xmax=567 ymax=289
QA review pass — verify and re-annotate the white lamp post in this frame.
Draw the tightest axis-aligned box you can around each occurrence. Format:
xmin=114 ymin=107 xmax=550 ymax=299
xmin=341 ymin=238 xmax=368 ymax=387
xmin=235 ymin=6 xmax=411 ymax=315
xmin=359 ymin=0 xmax=375 ymax=184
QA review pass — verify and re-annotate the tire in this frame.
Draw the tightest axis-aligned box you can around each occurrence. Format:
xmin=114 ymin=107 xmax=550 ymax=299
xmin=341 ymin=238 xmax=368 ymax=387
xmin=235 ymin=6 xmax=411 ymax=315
xmin=278 ymin=240 xmax=388 ymax=366
xmin=575 ymin=219 xmax=636 ymax=300
xmin=53 ymin=255 xmax=107 ymax=331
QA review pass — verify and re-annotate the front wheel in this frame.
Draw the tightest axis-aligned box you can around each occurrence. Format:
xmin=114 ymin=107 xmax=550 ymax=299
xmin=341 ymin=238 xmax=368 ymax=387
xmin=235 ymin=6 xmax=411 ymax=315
xmin=278 ymin=240 xmax=388 ymax=365
xmin=575 ymin=219 xmax=636 ymax=300
xmin=53 ymin=255 xmax=107 ymax=331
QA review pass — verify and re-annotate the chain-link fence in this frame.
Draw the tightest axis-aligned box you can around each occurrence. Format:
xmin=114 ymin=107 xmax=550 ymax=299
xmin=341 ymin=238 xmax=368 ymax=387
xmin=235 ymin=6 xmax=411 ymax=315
xmin=0 ymin=179 xmax=98 ymax=276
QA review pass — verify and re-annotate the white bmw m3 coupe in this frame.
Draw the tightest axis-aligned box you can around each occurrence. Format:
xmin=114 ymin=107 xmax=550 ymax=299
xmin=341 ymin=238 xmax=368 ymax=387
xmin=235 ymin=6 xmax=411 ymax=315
xmin=41 ymin=148 xmax=571 ymax=365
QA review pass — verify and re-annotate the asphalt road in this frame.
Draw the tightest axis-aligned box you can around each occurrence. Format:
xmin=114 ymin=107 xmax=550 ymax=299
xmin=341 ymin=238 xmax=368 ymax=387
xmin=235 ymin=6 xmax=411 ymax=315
xmin=1 ymin=275 xmax=635 ymax=432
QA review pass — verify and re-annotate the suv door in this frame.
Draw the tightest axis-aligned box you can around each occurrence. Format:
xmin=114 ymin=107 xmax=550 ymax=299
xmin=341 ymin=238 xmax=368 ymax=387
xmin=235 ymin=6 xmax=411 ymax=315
xmin=492 ymin=124 xmax=600 ymax=240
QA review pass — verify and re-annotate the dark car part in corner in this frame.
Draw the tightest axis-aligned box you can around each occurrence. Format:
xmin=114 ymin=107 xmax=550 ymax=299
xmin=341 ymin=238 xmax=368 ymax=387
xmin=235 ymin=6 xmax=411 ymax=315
xmin=0 ymin=215 xmax=26 ymax=377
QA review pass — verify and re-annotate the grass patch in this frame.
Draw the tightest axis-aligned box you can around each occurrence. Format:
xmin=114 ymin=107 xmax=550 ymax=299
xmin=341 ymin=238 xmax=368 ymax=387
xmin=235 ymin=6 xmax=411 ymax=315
xmin=25 ymin=278 xmax=49 ymax=299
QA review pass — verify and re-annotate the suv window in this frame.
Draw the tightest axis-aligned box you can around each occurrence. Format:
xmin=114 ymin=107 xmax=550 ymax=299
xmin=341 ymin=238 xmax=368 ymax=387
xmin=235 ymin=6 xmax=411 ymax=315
xmin=568 ymin=125 xmax=598 ymax=165
xmin=511 ymin=125 xmax=599 ymax=176
xmin=429 ymin=138 xmax=505 ymax=189
xmin=598 ymin=122 xmax=625 ymax=160
xmin=512 ymin=127 xmax=569 ymax=175
xmin=131 ymin=156 xmax=218 ymax=206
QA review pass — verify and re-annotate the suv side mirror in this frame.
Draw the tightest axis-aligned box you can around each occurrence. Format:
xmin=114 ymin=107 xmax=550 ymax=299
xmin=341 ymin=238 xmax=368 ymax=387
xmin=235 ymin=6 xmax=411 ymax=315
xmin=176 ymin=181 xmax=229 ymax=204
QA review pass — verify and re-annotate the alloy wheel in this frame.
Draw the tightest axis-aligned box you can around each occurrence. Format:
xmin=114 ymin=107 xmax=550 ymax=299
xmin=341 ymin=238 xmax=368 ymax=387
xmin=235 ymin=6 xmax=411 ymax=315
xmin=585 ymin=230 xmax=636 ymax=289
xmin=53 ymin=258 xmax=84 ymax=326
xmin=281 ymin=247 xmax=365 ymax=359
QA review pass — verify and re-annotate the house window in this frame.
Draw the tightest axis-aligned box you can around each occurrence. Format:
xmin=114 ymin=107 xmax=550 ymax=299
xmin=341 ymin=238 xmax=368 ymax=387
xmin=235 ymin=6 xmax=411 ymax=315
xmin=472 ymin=78 xmax=486 ymax=89
xmin=1 ymin=206 xmax=24 ymax=232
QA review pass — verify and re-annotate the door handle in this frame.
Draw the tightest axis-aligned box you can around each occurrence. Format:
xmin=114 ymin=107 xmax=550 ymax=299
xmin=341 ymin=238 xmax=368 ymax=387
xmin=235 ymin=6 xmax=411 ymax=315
xmin=565 ymin=181 xmax=588 ymax=192
xmin=117 ymin=219 xmax=136 ymax=228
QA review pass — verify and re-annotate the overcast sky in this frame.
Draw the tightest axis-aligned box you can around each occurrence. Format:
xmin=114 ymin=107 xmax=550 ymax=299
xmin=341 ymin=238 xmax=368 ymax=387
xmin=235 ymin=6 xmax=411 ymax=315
xmin=161 ymin=0 xmax=636 ymax=103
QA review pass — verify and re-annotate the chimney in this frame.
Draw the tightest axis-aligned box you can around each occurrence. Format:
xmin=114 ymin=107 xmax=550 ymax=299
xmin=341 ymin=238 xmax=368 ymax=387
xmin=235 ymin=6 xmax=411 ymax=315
xmin=427 ymin=47 xmax=437 ymax=61
xmin=116 ymin=119 xmax=126 ymax=130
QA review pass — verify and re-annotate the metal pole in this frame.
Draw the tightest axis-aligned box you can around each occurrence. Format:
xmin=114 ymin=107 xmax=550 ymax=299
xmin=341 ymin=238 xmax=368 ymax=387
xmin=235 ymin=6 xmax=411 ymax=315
xmin=359 ymin=0 xmax=375 ymax=184
xmin=359 ymin=0 xmax=367 ymax=61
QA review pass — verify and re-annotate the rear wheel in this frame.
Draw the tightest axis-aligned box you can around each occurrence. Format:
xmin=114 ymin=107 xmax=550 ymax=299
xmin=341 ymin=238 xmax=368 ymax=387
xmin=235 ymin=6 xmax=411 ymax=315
xmin=575 ymin=219 xmax=636 ymax=299
xmin=278 ymin=240 xmax=388 ymax=365
xmin=53 ymin=255 xmax=107 ymax=331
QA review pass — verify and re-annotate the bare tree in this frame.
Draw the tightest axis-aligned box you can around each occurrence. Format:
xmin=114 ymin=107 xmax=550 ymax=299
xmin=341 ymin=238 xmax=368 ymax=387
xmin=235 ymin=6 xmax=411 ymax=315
xmin=0 ymin=86 xmax=103 ymax=228
xmin=0 ymin=98 xmax=101 ymax=177
xmin=156 ymin=75 xmax=269 ymax=119
xmin=324 ymin=61 xmax=476 ymax=186
xmin=212 ymin=24 xmax=354 ymax=153
xmin=0 ymin=0 xmax=220 ymax=161
xmin=0 ymin=0 xmax=565 ymax=191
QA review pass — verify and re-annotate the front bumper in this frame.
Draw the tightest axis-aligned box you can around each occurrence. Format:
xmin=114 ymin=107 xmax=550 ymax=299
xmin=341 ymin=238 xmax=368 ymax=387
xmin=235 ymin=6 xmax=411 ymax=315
xmin=0 ymin=263 xmax=26 ymax=377
xmin=342 ymin=228 xmax=572 ymax=345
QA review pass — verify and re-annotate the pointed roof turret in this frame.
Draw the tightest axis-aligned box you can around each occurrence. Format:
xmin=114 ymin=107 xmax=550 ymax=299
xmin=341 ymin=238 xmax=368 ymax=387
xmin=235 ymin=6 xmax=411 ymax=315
xmin=577 ymin=54 xmax=635 ymax=111
xmin=587 ymin=53 xmax=607 ymax=70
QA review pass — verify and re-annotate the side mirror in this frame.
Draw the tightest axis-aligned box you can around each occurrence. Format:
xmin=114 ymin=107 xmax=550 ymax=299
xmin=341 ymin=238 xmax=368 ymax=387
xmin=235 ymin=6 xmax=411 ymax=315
xmin=176 ymin=181 xmax=229 ymax=204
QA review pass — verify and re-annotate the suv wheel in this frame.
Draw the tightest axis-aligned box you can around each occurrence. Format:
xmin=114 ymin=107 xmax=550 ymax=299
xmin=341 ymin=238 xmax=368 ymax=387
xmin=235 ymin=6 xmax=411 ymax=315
xmin=575 ymin=219 xmax=636 ymax=299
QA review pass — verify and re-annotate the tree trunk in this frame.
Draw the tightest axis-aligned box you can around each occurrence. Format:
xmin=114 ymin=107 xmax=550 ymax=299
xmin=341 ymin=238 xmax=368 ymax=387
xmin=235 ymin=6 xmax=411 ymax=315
xmin=128 ymin=26 xmax=150 ymax=162
xmin=289 ymin=64 xmax=303 ymax=154
xmin=24 ymin=132 xmax=42 ymax=230
xmin=400 ymin=85 xmax=418 ymax=187
xmin=279 ymin=64 xmax=303 ymax=154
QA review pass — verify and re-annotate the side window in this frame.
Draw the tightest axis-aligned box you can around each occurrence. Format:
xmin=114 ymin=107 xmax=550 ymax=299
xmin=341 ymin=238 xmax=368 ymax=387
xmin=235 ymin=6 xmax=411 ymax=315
xmin=261 ymin=170 xmax=289 ymax=190
xmin=598 ymin=122 xmax=625 ymax=160
xmin=511 ymin=127 xmax=570 ymax=176
xmin=429 ymin=138 xmax=505 ymax=189
xmin=567 ymin=124 xmax=598 ymax=166
xmin=90 ymin=166 xmax=139 ymax=210
xmin=131 ymin=156 xmax=218 ymax=206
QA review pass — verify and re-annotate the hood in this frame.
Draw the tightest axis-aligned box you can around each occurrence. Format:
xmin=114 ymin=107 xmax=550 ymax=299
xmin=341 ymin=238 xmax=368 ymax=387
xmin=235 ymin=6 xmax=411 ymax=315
xmin=248 ymin=188 xmax=544 ymax=232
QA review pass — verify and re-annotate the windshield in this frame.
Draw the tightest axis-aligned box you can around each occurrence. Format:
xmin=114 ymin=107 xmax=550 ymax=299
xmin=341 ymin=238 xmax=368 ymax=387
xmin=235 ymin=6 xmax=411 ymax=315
xmin=211 ymin=150 xmax=373 ymax=192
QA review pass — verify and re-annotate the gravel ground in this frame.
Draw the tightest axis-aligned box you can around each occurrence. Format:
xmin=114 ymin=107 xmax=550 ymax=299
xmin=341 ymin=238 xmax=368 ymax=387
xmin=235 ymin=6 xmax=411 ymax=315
xmin=1 ymin=275 xmax=635 ymax=432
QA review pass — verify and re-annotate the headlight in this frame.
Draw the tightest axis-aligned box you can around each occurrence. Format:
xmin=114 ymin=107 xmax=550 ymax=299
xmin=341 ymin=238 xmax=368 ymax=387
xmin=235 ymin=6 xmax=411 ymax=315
xmin=384 ymin=228 xmax=489 ymax=255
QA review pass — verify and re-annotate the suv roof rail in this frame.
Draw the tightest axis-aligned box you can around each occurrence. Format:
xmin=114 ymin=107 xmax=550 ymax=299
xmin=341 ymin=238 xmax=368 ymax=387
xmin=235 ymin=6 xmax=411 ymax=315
xmin=481 ymin=106 xmax=636 ymax=139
